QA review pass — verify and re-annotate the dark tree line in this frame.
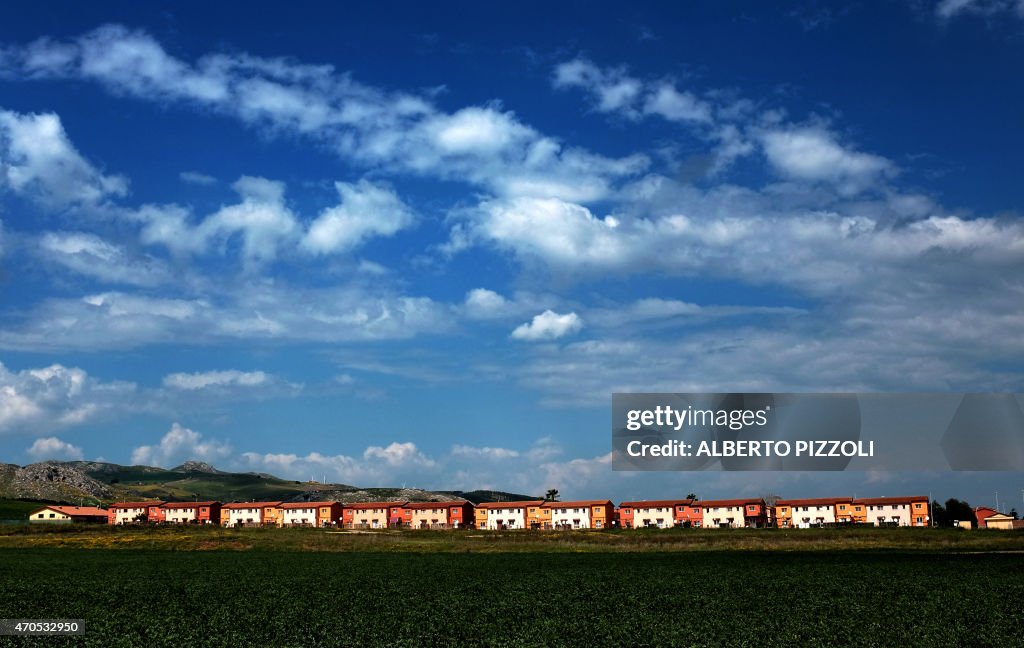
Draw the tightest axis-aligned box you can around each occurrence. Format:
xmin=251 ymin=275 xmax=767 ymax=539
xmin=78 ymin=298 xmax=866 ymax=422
xmin=930 ymin=498 xmax=976 ymax=527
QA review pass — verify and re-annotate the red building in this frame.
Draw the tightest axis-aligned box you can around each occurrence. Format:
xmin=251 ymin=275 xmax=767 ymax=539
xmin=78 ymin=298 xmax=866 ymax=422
xmin=387 ymin=502 xmax=412 ymax=528
xmin=618 ymin=499 xmax=701 ymax=528
xmin=108 ymin=501 xmax=166 ymax=524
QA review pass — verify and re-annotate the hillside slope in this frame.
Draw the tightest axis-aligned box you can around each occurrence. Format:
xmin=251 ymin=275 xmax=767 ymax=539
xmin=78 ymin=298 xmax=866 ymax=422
xmin=0 ymin=461 xmax=537 ymax=506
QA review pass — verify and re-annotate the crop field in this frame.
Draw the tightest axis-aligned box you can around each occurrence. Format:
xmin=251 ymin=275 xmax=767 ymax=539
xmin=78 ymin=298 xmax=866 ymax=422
xmin=1 ymin=545 xmax=1022 ymax=646
xmin=2 ymin=523 xmax=1024 ymax=553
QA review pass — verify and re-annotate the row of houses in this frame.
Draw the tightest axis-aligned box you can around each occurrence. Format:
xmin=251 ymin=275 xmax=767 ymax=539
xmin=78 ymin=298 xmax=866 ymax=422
xmin=31 ymin=494 xmax=1017 ymax=530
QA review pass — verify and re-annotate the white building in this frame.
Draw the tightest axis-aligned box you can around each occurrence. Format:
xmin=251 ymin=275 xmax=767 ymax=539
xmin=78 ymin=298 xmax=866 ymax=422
xmin=281 ymin=506 xmax=318 ymax=526
xmin=479 ymin=501 xmax=541 ymax=530
xmin=858 ymin=497 xmax=915 ymax=526
xmin=163 ymin=505 xmax=198 ymax=524
xmin=701 ymin=501 xmax=745 ymax=528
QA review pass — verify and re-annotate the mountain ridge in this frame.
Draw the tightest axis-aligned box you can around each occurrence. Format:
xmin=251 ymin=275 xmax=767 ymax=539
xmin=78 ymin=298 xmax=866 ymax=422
xmin=0 ymin=460 xmax=537 ymax=506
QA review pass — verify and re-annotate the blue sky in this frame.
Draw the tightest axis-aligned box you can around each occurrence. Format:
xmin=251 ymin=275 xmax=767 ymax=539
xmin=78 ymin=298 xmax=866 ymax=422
xmin=1 ymin=2 xmax=1023 ymax=508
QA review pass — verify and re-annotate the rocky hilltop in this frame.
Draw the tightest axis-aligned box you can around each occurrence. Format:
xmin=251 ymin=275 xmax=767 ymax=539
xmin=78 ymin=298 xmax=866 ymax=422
xmin=0 ymin=461 xmax=111 ymax=502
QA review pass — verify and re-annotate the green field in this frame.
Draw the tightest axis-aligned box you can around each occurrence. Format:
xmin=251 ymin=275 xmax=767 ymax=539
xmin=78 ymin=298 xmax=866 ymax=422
xmin=1 ymin=547 xmax=1022 ymax=647
xmin=0 ymin=499 xmax=47 ymax=522
xmin=2 ymin=524 xmax=1023 ymax=554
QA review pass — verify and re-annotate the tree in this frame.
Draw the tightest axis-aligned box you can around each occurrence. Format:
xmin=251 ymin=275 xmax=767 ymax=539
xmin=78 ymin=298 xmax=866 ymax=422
xmin=544 ymin=489 xmax=559 ymax=502
xmin=931 ymin=500 xmax=946 ymax=527
xmin=685 ymin=493 xmax=698 ymax=501
xmin=937 ymin=497 xmax=974 ymax=528
xmin=1011 ymin=508 xmax=1018 ymax=520
xmin=762 ymin=493 xmax=781 ymax=507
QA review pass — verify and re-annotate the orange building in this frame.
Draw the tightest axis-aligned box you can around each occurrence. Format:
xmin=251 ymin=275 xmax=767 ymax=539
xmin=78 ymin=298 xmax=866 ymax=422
xmin=619 ymin=499 xmax=700 ymax=528
xmin=527 ymin=502 xmax=553 ymax=530
xmin=345 ymin=501 xmax=398 ymax=529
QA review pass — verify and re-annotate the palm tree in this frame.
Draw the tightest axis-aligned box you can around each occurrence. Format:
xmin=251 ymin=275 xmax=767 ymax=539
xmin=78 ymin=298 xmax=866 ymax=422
xmin=545 ymin=489 xmax=560 ymax=502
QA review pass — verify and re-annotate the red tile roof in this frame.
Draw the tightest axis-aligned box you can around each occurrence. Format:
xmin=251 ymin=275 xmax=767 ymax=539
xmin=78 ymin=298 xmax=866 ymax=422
xmin=280 ymin=501 xmax=338 ymax=509
xmin=405 ymin=501 xmax=469 ymax=509
xmin=476 ymin=500 xmax=544 ymax=509
xmin=854 ymin=496 xmax=927 ymax=505
xmin=37 ymin=506 xmax=108 ymax=517
xmin=222 ymin=501 xmax=283 ymax=510
xmin=542 ymin=500 xmax=614 ymax=508
xmin=162 ymin=501 xmax=220 ymax=508
xmin=345 ymin=501 xmax=406 ymax=509
xmin=110 ymin=501 xmax=165 ymax=509
xmin=619 ymin=499 xmax=696 ymax=508
xmin=777 ymin=497 xmax=852 ymax=507
xmin=699 ymin=498 xmax=765 ymax=508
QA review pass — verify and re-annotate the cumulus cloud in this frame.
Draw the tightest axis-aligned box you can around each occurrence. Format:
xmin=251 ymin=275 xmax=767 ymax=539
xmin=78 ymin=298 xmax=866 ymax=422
xmin=241 ymin=441 xmax=436 ymax=486
xmin=136 ymin=176 xmax=299 ymax=266
xmin=302 ymin=180 xmax=415 ymax=255
xmin=0 ymin=362 xmax=136 ymax=434
xmin=760 ymin=127 xmax=894 ymax=193
xmin=27 ymin=436 xmax=84 ymax=461
xmin=130 ymin=422 xmax=232 ymax=467
xmin=511 ymin=310 xmax=584 ymax=341
xmin=0 ymin=108 xmax=127 ymax=208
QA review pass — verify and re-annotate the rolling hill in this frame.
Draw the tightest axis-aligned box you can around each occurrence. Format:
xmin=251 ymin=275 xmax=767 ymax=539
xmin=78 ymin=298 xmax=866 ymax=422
xmin=0 ymin=460 xmax=538 ymax=507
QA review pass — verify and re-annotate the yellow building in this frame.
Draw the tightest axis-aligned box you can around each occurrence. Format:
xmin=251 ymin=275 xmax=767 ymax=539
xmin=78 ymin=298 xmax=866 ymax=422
xmin=29 ymin=505 xmax=108 ymax=524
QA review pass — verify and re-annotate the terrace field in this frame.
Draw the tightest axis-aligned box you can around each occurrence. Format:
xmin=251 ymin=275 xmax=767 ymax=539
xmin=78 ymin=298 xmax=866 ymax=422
xmin=1 ymin=543 xmax=1022 ymax=647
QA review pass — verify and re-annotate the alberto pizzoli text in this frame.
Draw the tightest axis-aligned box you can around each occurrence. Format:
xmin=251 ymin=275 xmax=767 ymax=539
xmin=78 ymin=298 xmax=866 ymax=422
xmin=625 ymin=439 xmax=875 ymax=458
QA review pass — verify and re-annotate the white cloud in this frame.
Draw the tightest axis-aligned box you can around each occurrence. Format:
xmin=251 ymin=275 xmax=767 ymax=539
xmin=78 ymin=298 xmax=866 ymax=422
xmin=0 ymin=362 xmax=136 ymax=434
xmin=450 ymin=444 xmax=520 ymax=460
xmin=461 ymin=288 xmax=553 ymax=321
xmin=935 ymin=0 xmax=1024 ymax=19
xmin=0 ymin=283 xmax=451 ymax=351
xmin=643 ymin=82 xmax=712 ymax=123
xmin=302 ymin=180 xmax=415 ymax=254
xmin=132 ymin=177 xmax=301 ymax=265
xmin=179 ymin=171 xmax=216 ymax=185
xmin=130 ymin=422 xmax=232 ymax=467
xmin=3 ymin=26 xmax=645 ymax=204
xmin=553 ymin=59 xmax=644 ymax=116
xmin=0 ymin=109 xmax=127 ymax=208
xmin=554 ymin=58 xmax=711 ymax=124
xmin=27 ymin=436 xmax=84 ymax=461
xmin=760 ymin=127 xmax=893 ymax=193
xmin=511 ymin=310 xmax=583 ymax=341
xmin=38 ymin=231 xmax=170 ymax=286
xmin=162 ymin=370 xmax=269 ymax=390
xmin=240 ymin=440 xmax=436 ymax=486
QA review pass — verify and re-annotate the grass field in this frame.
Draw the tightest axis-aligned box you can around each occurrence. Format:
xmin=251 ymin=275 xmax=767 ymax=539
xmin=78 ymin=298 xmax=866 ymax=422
xmin=0 ymin=499 xmax=47 ymax=522
xmin=1 ymin=524 xmax=1023 ymax=553
xmin=1 ymin=546 xmax=1022 ymax=647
